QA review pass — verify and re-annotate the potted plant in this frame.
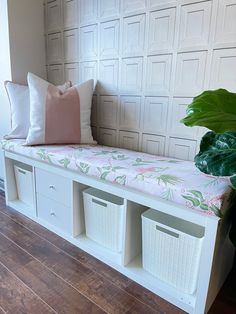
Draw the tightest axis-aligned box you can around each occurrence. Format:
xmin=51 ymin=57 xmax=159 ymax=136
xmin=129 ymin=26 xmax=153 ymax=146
xmin=181 ymin=88 xmax=236 ymax=245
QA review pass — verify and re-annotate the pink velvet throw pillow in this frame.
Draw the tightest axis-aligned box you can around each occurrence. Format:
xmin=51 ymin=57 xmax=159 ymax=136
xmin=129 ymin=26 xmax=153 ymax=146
xmin=25 ymin=73 xmax=95 ymax=145
xmin=44 ymin=84 xmax=81 ymax=144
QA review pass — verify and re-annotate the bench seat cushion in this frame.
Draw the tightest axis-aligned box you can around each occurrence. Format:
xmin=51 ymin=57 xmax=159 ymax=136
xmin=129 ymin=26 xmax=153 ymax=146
xmin=2 ymin=139 xmax=232 ymax=217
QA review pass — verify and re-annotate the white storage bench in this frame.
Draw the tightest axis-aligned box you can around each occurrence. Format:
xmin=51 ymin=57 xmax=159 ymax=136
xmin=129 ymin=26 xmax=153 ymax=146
xmin=1 ymin=139 xmax=235 ymax=314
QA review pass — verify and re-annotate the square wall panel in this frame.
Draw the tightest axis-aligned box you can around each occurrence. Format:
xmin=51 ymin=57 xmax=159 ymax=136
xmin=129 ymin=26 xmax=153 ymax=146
xmin=119 ymin=131 xmax=139 ymax=150
xmin=80 ymin=25 xmax=98 ymax=60
xmin=169 ymin=97 xmax=197 ymax=139
xmin=148 ymin=8 xmax=176 ymax=54
xmin=79 ymin=61 xmax=97 ymax=83
xmin=100 ymin=20 xmax=119 ymax=59
xmin=48 ymin=64 xmax=64 ymax=85
xmin=148 ymin=0 xmax=177 ymax=10
xmin=122 ymin=14 xmax=145 ymax=56
xmin=99 ymin=95 xmax=118 ymax=128
xmin=120 ymin=96 xmax=141 ymax=130
xmin=47 ymin=32 xmax=62 ymax=64
xmin=46 ymin=0 xmax=61 ymax=32
xmin=143 ymin=97 xmax=168 ymax=134
xmin=146 ymin=55 xmax=172 ymax=95
xmin=99 ymin=59 xmax=119 ymax=93
xmin=122 ymin=0 xmax=146 ymax=14
xmin=142 ymin=134 xmax=165 ymax=155
xmin=99 ymin=0 xmax=120 ymax=18
xmin=174 ymin=51 xmax=207 ymax=96
xmin=64 ymin=29 xmax=78 ymax=62
xmin=210 ymin=48 xmax=236 ymax=92
xmin=99 ymin=128 xmax=117 ymax=146
xmin=179 ymin=1 xmax=212 ymax=50
xmin=64 ymin=63 xmax=78 ymax=84
xmin=121 ymin=57 xmax=143 ymax=93
xmin=168 ymin=138 xmax=197 ymax=161
xmin=215 ymin=0 xmax=236 ymax=45
xmin=63 ymin=0 xmax=77 ymax=29
xmin=79 ymin=0 xmax=98 ymax=24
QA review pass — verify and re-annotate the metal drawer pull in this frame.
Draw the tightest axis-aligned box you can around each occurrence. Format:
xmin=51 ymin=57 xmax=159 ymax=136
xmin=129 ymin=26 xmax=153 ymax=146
xmin=92 ymin=198 xmax=107 ymax=207
xmin=18 ymin=169 xmax=26 ymax=175
xmin=50 ymin=211 xmax=56 ymax=216
xmin=49 ymin=185 xmax=55 ymax=190
xmin=156 ymin=225 xmax=179 ymax=238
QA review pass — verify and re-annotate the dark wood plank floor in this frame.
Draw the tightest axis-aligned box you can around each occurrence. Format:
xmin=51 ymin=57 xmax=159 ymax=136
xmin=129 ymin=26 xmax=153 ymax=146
xmin=0 ymin=192 xmax=235 ymax=314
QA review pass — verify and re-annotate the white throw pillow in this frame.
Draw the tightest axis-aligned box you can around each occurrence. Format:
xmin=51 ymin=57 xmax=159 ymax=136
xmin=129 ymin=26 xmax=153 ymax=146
xmin=4 ymin=80 xmax=72 ymax=140
xmin=25 ymin=72 xmax=96 ymax=145
xmin=4 ymin=81 xmax=30 ymax=139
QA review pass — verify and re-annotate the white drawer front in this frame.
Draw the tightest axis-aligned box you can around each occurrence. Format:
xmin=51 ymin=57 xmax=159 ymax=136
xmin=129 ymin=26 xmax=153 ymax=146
xmin=37 ymin=194 xmax=72 ymax=234
xmin=35 ymin=168 xmax=71 ymax=206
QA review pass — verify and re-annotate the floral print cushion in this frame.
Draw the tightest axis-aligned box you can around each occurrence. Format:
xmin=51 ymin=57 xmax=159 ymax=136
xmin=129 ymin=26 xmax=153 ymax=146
xmin=1 ymin=139 xmax=232 ymax=217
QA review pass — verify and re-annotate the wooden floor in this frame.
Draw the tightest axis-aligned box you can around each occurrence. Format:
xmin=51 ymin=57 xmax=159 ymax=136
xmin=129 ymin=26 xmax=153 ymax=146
xmin=0 ymin=192 xmax=235 ymax=314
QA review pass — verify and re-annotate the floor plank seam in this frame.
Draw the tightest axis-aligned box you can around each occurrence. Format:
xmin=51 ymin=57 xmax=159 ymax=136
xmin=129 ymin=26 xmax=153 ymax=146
xmin=0 ymin=228 xmax=109 ymax=314
xmin=0 ymin=259 xmax=58 ymax=314
xmin=0 ymin=305 xmax=7 ymax=314
xmin=0 ymin=207 xmax=163 ymax=314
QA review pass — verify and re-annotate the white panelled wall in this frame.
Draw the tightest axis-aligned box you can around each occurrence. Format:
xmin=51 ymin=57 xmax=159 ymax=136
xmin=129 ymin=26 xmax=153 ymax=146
xmin=45 ymin=0 xmax=236 ymax=161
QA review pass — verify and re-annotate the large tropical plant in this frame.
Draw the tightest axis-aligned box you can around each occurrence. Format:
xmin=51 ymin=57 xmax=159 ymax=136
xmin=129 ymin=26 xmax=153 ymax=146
xmin=181 ymin=88 xmax=236 ymax=245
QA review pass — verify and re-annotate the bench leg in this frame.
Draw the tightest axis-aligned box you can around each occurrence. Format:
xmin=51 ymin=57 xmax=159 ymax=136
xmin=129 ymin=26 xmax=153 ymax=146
xmin=194 ymin=218 xmax=219 ymax=314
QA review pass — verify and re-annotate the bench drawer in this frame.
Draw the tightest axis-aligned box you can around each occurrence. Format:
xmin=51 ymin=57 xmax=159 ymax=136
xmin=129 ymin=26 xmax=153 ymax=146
xmin=37 ymin=194 xmax=72 ymax=234
xmin=35 ymin=168 xmax=71 ymax=206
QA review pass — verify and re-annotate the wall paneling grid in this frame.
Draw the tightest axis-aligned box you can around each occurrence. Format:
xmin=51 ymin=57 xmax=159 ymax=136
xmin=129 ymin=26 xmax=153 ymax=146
xmin=44 ymin=0 xmax=236 ymax=160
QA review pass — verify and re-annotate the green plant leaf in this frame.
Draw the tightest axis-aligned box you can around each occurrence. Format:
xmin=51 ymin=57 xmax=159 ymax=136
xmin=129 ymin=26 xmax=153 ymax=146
xmin=59 ymin=158 xmax=70 ymax=168
xmin=114 ymin=175 xmax=126 ymax=185
xmin=194 ymin=131 xmax=236 ymax=180
xmin=200 ymin=203 xmax=208 ymax=211
xmin=100 ymin=171 xmax=110 ymax=180
xmin=210 ymin=204 xmax=222 ymax=218
xmin=181 ymin=89 xmax=236 ymax=133
xmin=188 ymin=190 xmax=204 ymax=201
xmin=182 ymin=195 xmax=200 ymax=207
xmin=157 ymin=174 xmax=182 ymax=185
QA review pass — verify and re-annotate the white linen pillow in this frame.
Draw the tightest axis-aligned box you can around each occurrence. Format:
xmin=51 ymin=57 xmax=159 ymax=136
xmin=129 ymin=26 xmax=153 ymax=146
xmin=25 ymin=72 xmax=96 ymax=145
xmin=4 ymin=80 xmax=72 ymax=139
xmin=4 ymin=81 xmax=30 ymax=139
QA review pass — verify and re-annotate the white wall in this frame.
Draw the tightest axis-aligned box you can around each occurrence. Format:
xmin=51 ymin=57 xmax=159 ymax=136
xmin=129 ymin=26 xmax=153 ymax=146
xmin=0 ymin=0 xmax=13 ymax=178
xmin=0 ymin=0 xmax=46 ymax=178
xmin=7 ymin=0 xmax=46 ymax=84
xmin=45 ymin=0 xmax=236 ymax=161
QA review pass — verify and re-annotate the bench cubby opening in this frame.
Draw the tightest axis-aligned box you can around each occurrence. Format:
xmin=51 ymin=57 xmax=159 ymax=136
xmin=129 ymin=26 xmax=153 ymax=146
xmin=4 ymin=157 xmax=36 ymax=217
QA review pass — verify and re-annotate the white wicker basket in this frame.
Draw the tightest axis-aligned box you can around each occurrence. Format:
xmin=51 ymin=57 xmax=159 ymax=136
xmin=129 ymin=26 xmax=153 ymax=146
xmin=142 ymin=209 xmax=205 ymax=294
xmin=83 ymin=188 xmax=125 ymax=252
xmin=14 ymin=164 xmax=34 ymax=207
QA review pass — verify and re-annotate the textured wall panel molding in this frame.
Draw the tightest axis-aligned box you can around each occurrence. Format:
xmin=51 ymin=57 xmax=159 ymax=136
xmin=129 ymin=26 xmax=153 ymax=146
xmin=100 ymin=0 xmax=120 ymax=19
xmin=148 ymin=8 xmax=176 ymax=54
xmin=100 ymin=20 xmax=120 ymax=59
xmin=99 ymin=95 xmax=118 ymax=128
xmin=214 ymin=0 xmax=236 ymax=46
xmin=63 ymin=0 xmax=78 ymax=29
xmin=45 ymin=0 xmax=236 ymax=161
xmin=143 ymin=97 xmax=168 ymax=135
xmin=178 ymin=1 xmax=212 ymax=50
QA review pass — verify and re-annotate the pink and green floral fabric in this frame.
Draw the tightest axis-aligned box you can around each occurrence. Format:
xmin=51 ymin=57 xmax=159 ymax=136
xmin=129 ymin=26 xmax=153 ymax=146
xmin=1 ymin=139 xmax=233 ymax=217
